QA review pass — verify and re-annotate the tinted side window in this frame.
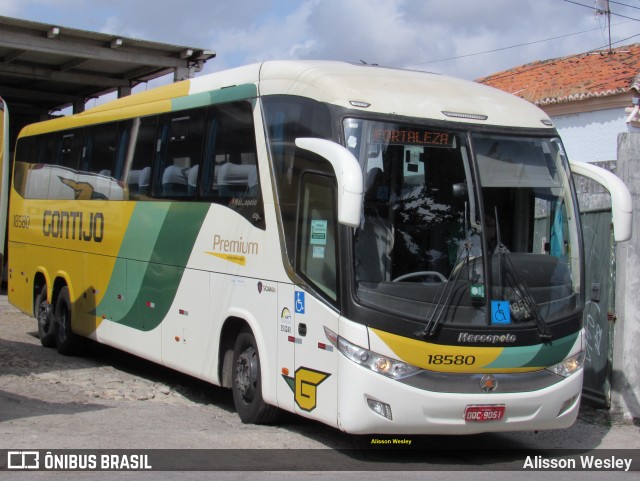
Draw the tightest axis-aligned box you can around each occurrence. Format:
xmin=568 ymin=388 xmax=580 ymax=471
xmin=262 ymin=95 xmax=332 ymax=205
xmin=127 ymin=116 xmax=157 ymax=198
xmin=200 ymin=101 xmax=265 ymax=229
xmin=298 ymin=173 xmax=338 ymax=303
xmin=152 ymin=109 xmax=205 ymax=199
xmin=81 ymin=123 xmax=119 ymax=176
xmin=262 ymin=96 xmax=334 ymax=265
xmin=53 ymin=129 xmax=83 ymax=169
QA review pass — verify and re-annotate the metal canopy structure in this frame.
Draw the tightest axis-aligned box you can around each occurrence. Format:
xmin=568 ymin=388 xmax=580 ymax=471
xmin=0 ymin=15 xmax=215 ymax=142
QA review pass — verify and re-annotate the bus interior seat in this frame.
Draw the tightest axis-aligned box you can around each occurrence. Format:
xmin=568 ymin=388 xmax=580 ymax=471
xmin=128 ymin=169 xmax=140 ymax=194
xmin=188 ymin=165 xmax=199 ymax=196
xmin=162 ymin=160 xmax=189 ymax=196
xmin=138 ymin=166 xmax=151 ymax=195
xmin=216 ymin=153 xmax=258 ymax=198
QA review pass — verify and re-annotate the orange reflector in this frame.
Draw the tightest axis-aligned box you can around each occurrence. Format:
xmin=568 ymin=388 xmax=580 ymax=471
xmin=282 ymin=367 xmax=289 ymax=376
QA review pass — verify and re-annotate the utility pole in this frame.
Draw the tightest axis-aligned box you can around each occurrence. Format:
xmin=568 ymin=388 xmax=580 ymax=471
xmin=595 ymin=0 xmax=612 ymax=54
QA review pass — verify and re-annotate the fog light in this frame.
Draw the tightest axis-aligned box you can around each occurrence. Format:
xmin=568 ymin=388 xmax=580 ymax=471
xmin=557 ymin=394 xmax=579 ymax=417
xmin=367 ymin=398 xmax=393 ymax=420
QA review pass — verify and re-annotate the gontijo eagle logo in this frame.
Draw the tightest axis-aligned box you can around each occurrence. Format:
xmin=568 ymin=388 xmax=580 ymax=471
xmin=59 ymin=177 xmax=108 ymax=200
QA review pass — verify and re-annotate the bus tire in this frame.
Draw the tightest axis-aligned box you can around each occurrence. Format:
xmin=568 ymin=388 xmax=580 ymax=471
xmin=35 ymin=285 xmax=55 ymax=348
xmin=53 ymin=286 xmax=81 ymax=356
xmin=231 ymin=328 xmax=279 ymax=425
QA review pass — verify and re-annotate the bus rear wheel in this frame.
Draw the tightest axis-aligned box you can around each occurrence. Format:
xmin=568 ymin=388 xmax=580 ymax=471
xmin=35 ymin=285 xmax=55 ymax=348
xmin=231 ymin=329 xmax=279 ymax=425
xmin=53 ymin=286 xmax=81 ymax=355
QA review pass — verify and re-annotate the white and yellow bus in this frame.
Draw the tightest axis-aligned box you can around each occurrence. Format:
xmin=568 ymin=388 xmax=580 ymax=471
xmin=3 ymin=61 xmax=632 ymax=434
xmin=0 ymin=96 xmax=9 ymax=274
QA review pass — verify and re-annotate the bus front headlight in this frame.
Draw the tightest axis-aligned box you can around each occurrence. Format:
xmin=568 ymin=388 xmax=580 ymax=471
xmin=546 ymin=351 xmax=585 ymax=378
xmin=324 ymin=327 xmax=420 ymax=380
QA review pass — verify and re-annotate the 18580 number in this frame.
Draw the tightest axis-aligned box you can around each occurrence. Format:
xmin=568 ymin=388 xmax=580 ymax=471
xmin=13 ymin=214 xmax=30 ymax=229
xmin=427 ymin=354 xmax=476 ymax=366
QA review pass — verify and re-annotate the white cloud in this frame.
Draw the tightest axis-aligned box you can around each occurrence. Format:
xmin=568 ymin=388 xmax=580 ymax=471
xmin=6 ymin=0 xmax=639 ymax=80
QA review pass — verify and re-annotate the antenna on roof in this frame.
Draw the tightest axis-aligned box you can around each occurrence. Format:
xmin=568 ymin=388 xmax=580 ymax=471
xmin=594 ymin=0 xmax=612 ymax=54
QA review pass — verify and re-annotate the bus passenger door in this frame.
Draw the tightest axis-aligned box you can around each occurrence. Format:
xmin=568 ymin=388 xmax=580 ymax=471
xmin=276 ymin=282 xmax=296 ymax=413
xmin=291 ymin=173 xmax=339 ymax=427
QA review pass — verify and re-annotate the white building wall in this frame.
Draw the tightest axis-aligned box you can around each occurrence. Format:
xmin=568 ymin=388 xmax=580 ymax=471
xmin=552 ymin=108 xmax=626 ymax=163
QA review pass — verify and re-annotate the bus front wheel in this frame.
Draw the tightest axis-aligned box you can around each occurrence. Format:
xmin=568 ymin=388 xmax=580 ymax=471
xmin=231 ymin=329 xmax=279 ymax=425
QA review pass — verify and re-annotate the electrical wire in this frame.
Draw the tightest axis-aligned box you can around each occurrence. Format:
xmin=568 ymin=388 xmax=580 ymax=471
xmin=403 ymin=25 xmax=623 ymax=68
xmin=560 ymin=0 xmax=640 ymax=21
xmin=475 ymin=33 xmax=640 ymax=84
xmin=608 ymin=1 xmax=640 ymax=10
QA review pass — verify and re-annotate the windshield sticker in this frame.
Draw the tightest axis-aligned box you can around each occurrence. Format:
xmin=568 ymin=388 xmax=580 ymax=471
xmin=470 ymin=284 xmax=485 ymax=300
xmin=312 ymin=246 xmax=325 ymax=259
xmin=491 ymin=300 xmax=512 ymax=325
xmin=310 ymin=220 xmax=327 ymax=245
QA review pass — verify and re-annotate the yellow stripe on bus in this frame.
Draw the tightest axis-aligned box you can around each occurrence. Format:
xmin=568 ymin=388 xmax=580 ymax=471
xmin=19 ymin=80 xmax=191 ymax=137
xmin=370 ymin=327 xmax=539 ymax=373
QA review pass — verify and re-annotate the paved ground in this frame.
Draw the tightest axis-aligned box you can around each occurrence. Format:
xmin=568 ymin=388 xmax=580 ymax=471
xmin=0 ymin=293 xmax=333 ymax=451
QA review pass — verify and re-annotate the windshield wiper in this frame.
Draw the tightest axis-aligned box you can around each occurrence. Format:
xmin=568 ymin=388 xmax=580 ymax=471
xmin=416 ymin=203 xmax=479 ymax=339
xmin=493 ymin=208 xmax=552 ymax=342
xmin=497 ymin=251 xmax=553 ymax=342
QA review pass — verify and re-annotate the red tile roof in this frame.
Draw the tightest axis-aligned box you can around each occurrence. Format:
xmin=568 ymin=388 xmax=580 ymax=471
xmin=477 ymin=44 xmax=640 ymax=106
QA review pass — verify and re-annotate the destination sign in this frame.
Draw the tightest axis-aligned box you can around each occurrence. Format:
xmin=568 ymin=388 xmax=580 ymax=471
xmin=371 ymin=127 xmax=455 ymax=148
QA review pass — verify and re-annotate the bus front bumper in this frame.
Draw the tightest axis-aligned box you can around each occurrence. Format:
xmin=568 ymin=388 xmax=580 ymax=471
xmin=336 ymin=354 xmax=582 ymax=435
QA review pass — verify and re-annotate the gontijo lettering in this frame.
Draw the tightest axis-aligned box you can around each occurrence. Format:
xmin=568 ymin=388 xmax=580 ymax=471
xmin=42 ymin=210 xmax=104 ymax=242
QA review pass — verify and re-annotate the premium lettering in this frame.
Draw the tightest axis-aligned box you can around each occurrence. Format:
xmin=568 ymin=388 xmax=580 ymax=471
xmin=212 ymin=235 xmax=259 ymax=255
xmin=42 ymin=210 xmax=104 ymax=243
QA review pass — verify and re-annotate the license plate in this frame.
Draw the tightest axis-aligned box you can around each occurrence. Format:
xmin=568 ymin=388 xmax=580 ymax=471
xmin=464 ymin=404 xmax=505 ymax=422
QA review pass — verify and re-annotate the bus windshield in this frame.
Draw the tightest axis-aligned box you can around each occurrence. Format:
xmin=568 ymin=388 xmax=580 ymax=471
xmin=345 ymin=118 xmax=582 ymax=333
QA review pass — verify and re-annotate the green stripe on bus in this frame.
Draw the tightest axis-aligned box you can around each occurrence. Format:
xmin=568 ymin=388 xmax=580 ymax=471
xmin=521 ymin=332 xmax=579 ymax=368
xmin=118 ymin=203 xmax=171 ymax=259
xmin=97 ymin=202 xmax=209 ymax=332
xmin=484 ymin=332 xmax=579 ymax=369
xmin=171 ymin=84 xmax=258 ymax=111
xmin=482 ymin=344 xmax=541 ymax=369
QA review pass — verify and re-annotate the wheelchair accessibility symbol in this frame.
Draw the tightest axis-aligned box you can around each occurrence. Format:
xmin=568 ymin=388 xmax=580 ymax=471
xmin=295 ymin=291 xmax=305 ymax=314
xmin=491 ymin=300 xmax=512 ymax=325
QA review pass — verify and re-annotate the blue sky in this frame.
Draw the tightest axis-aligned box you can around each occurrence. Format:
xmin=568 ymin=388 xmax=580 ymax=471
xmin=2 ymin=0 xmax=639 ymax=81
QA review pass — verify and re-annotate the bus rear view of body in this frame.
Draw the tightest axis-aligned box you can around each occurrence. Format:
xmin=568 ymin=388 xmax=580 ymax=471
xmin=5 ymin=61 xmax=632 ymax=435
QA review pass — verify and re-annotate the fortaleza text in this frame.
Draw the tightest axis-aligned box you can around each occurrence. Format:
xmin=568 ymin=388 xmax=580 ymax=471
xmin=370 ymin=438 xmax=412 ymax=446
xmin=523 ymin=455 xmax=632 ymax=471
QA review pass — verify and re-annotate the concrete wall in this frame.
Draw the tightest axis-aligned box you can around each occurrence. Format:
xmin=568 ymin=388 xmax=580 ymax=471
xmin=550 ymin=107 xmax=638 ymax=421
xmin=611 ymin=132 xmax=640 ymax=423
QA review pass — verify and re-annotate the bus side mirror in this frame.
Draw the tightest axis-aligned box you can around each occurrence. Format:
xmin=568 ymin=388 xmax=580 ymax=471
xmin=569 ymin=159 xmax=633 ymax=242
xmin=295 ymin=138 xmax=363 ymax=227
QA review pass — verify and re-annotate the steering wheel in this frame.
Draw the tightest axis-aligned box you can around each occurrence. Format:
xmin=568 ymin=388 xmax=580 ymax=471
xmin=392 ymin=271 xmax=447 ymax=283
